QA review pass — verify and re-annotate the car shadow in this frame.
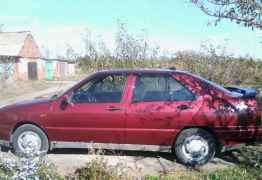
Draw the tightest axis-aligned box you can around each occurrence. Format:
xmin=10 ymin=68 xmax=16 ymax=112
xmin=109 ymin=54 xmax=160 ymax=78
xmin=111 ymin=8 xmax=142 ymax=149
xmin=217 ymin=150 xmax=242 ymax=164
xmin=0 ymin=146 xmax=11 ymax=152
xmin=217 ymin=147 xmax=261 ymax=167
xmin=50 ymin=148 xmax=177 ymax=161
xmin=49 ymin=148 xmax=237 ymax=172
xmin=1 ymin=145 xmax=247 ymax=168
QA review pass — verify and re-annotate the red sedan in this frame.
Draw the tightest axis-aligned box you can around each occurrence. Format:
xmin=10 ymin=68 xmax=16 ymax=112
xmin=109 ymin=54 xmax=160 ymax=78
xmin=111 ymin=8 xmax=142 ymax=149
xmin=0 ymin=69 xmax=261 ymax=165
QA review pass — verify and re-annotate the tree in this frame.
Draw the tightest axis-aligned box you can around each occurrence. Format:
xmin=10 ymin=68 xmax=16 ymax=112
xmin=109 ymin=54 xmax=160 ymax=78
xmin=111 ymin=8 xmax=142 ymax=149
xmin=83 ymin=28 xmax=98 ymax=60
xmin=191 ymin=0 xmax=262 ymax=30
xmin=115 ymin=20 xmax=149 ymax=60
xmin=41 ymin=46 xmax=51 ymax=58
xmin=0 ymin=56 xmax=15 ymax=88
xmin=0 ymin=24 xmax=3 ymax=32
xmin=65 ymin=44 xmax=78 ymax=60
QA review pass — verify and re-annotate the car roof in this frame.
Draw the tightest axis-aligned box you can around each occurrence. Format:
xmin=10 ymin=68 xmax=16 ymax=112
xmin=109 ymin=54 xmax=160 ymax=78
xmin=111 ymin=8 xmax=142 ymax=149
xmin=94 ymin=68 xmax=180 ymax=75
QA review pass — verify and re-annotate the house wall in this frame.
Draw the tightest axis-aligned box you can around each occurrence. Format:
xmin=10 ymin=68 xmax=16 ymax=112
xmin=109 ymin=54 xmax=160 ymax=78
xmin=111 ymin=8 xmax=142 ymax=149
xmin=12 ymin=63 xmax=19 ymax=80
xmin=37 ymin=59 xmax=45 ymax=80
xmin=68 ymin=63 xmax=75 ymax=75
xmin=44 ymin=61 xmax=54 ymax=80
xmin=51 ymin=61 xmax=74 ymax=80
xmin=14 ymin=58 xmax=45 ymax=80
xmin=0 ymin=63 xmax=15 ymax=82
xmin=9 ymin=58 xmax=76 ymax=81
xmin=18 ymin=34 xmax=41 ymax=58
xmin=54 ymin=61 xmax=61 ymax=80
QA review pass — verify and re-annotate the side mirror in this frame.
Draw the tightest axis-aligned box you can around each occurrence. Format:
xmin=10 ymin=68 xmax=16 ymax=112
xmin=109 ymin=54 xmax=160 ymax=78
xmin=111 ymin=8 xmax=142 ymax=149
xmin=60 ymin=94 xmax=73 ymax=110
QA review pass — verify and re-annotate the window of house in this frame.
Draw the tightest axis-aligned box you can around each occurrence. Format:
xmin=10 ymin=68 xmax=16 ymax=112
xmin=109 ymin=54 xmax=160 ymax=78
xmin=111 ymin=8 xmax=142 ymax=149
xmin=133 ymin=75 xmax=195 ymax=102
xmin=72 ymin=74 xmax=127 ymax=103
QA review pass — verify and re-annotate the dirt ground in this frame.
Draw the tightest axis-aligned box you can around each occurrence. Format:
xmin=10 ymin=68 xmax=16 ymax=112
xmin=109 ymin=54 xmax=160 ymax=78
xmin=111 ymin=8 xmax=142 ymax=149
xmin=47 ymin=149 xmax=234 ymax=177
xmin=0 ymin=80 xmax=235 ymax=177
xmin=0 ymin=80 xmax=76 ymax=108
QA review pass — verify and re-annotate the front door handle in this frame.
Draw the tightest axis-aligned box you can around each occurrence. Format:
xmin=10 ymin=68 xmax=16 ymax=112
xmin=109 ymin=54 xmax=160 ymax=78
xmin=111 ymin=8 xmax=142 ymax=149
xmin=177 ymin=105 xmax=191 ymax=110
xmin=105 ymin=106 xmax=123 ymax=111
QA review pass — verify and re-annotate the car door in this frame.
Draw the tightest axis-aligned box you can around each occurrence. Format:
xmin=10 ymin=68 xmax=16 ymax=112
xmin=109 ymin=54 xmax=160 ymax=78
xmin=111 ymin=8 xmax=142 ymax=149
xmin=50 ymin=73 xmax=129 ymax=144
xmin=126 ymin=74 xmax=197 ymax=147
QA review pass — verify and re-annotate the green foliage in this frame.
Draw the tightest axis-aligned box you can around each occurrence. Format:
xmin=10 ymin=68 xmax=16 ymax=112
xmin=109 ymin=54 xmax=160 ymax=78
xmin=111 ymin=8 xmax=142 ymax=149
xmin=78 ymin=47 xmax=262 ymax=88
xmin=68 ymin=149 xmax=124 ymax=180
xmin=200 ymin=166 xmax=262 ymax=180
xmin=143 ymin=166 xmax=262 ymax=180
xmin=74 ymin=158 xmax=119 ymax=180
xmin=36 ymin=158 xmax=63 ymax=180
xmin=175 ymin=41 xmax=262 ymax=86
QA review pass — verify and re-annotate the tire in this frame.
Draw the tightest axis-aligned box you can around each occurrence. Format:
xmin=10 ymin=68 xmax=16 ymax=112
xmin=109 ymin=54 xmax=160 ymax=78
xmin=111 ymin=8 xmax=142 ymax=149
xmin=12 ymin=124 xmax=49 ymax=155
xmin=174 ymin=128 xmax=216 ymax=166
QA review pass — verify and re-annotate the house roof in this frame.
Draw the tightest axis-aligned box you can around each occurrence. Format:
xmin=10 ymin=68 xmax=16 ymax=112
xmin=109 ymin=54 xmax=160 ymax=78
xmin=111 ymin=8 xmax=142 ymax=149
xmin=41 ymin=57 xmax=76 ymax=63
xmin=0 ymin=31 xmax=30 ymax=57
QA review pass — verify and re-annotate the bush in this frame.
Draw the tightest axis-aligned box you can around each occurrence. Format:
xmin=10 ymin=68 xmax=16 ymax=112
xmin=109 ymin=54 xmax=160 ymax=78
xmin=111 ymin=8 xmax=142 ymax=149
xmin=78 ymin=51 xmax=262 ymax=88
xmin=68 ymin=148 xmax=127 ymax=180
xmin=73 ymin=157 xmax=118 ymax=180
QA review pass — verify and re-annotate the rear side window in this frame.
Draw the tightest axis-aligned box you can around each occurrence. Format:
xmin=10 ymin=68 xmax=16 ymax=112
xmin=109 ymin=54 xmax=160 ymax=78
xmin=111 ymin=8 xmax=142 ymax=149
xmin=133 ymin=75 xmax=195 ymax=102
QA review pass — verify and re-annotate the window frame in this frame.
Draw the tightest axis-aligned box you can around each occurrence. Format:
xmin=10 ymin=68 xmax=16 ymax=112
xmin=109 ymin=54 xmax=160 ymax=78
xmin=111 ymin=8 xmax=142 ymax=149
xmin=132 ymin=74 xmax=196 ymax=103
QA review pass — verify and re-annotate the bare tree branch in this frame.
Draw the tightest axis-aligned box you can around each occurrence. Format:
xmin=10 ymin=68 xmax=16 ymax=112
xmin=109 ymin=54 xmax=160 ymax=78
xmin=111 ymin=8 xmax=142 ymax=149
xmin=191 ymin=0 xmax=262 ymax=29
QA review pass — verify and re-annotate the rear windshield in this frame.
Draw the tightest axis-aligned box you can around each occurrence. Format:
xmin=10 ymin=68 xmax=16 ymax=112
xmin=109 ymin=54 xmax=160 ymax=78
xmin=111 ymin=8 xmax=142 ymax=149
xmin=187 ymin=73 xmax=239 ymax=96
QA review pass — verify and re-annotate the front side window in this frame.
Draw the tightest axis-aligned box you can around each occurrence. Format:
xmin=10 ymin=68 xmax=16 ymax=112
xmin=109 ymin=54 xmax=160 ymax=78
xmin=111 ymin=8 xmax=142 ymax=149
xmin=133 ymin=75 xmax=195 ymax=102
xmin=72 ymin=74 xmax=127 ymax=103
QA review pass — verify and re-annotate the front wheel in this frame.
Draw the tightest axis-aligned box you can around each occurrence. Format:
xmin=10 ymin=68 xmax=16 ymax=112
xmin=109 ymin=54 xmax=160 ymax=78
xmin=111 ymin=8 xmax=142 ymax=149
xmin=174 ymin=128 xmax=216 ymax=166
xmin=12 ymin=124 xmax=49 ymax=155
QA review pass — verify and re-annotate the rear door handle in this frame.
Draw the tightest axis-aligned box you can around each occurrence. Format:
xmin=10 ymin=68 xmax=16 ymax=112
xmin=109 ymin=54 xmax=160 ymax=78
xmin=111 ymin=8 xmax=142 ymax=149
xmin=177 ymin=105 xmax=191 ymax=110
xmin=105 ymin=106 xmax=123 ymax=111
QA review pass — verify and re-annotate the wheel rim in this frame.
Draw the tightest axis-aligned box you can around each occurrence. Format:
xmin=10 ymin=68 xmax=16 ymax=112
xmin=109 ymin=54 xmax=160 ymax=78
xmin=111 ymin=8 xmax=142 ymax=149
xmin=181 ymin=135 xmax=209 ymax=162
xmin=17 ymin=131 xmax=42 ymax=153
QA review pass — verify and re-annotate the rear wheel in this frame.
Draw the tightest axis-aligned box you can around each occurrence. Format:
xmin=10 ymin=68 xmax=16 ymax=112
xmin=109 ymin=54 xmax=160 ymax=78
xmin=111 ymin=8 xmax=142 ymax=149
xmin=174 ymin=128 xmax=216 ymax=166
xmin=12 ymin=124 xmax=49 ymax=155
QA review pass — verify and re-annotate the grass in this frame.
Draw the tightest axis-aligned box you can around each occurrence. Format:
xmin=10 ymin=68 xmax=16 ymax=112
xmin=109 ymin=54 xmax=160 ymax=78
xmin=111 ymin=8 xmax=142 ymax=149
xmin=144 ymin=165 xmax=262 ymax=180
xmin=143 ymin=145 xmax=262 ymax=180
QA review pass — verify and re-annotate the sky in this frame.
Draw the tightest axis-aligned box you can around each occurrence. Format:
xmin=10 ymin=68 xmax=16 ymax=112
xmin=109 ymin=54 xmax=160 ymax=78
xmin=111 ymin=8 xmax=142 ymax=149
xmin=0 ymin=0 xmax=261 ymax=58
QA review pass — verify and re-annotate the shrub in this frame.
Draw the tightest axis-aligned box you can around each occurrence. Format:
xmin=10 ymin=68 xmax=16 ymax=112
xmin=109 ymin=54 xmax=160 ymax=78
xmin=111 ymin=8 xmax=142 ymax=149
xmin=74 ymin=157 xmax=118 ymax=180
xmin=68 ymin=148 xmax=127 ymax=180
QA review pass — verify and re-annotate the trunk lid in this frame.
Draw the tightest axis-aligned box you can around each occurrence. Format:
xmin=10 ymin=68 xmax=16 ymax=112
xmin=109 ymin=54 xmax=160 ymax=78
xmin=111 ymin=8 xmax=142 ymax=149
xmin=225 ymin=86 xmax=258 ymax=98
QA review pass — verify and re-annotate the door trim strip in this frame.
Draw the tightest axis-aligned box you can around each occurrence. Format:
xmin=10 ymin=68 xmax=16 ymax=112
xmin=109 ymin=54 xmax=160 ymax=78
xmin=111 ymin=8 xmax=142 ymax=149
xmin=50 ymin=141 xmax=171 ymax=152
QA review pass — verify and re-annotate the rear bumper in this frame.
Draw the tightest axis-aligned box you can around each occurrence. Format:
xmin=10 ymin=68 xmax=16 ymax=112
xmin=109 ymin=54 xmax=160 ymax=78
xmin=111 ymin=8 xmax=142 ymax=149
xmin=215 ymin=126 xmax=262 ymax=146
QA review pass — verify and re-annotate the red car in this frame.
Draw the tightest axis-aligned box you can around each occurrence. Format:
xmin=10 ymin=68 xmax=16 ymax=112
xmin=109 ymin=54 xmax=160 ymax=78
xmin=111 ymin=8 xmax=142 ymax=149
xmin=0 ymin=69 xmax=261 ymax=165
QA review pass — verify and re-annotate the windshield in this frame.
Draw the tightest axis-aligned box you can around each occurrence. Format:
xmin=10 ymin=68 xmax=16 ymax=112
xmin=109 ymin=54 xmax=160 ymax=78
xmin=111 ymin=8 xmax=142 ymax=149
xmin=50 ymin=80 xmax=81 ymax=100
